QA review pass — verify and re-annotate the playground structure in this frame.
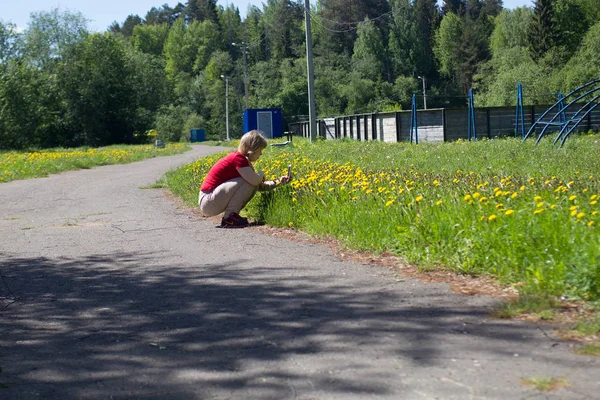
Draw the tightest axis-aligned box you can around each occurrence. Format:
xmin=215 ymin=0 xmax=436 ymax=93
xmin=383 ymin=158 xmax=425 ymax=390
xmin=523 ymin=78 xmax=600 ymax=147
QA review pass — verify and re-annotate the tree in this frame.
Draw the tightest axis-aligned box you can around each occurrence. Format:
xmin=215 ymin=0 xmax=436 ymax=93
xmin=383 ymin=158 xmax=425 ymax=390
xmin=121 ymin=15 xmax=143 ymax=37
xmin=22 ymin=8 xmax=89 ymax=68
xmin=413 ymin=0 xmax=439 ymax=77
xmin=388 ymin=0 xmax=420 ymax=77
xmin=0 ymin=22 xmax=21 ymax=68
xmin=145 ymin=3 xmax=185 ymax=26
xmin=434 ymin=12 xmax=463 ymax=79
xmin=489 ymin=7 xmax=532 ymax=55
xmin=59 ymin=33 xmax=137 ymax=145
xmin=352 ymin=18 xmax=386 ymax=81
xmin=442 ymin=0 xmax=465 ymax=16
xmin=185 ymin=0 xmax=220 ymax=25
xmin=527 ymin=0 xmax=558 ymax=61
xmin=317 ymin=0 xmax=390 ymax=56
xmin=132 ymin=23 xmax=170 ymax=56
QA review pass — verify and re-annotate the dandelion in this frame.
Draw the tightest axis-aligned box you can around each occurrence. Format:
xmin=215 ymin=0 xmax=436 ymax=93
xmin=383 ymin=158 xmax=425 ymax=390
xmin=464 ymin=194 xmax=472 ymax=201
xmin=593 ymin=211 xmax=598 ymax=216
xmin=534 ymin=196 xmax=542 ymax=202
xmin=569 ymin=195 xmax=577 ymax=201
xmin=588 ymin=221 xmax=595 ymax=227
xmin=534 ymin=209 xmax=544 ymax=215
xmin=488 ymin=215 xmax=497 ymax=222
xmin=436 ymin=200 xmax=443 ymax=206
xmin=520 ymin=185 xmax=526 ymax=191
xmin=288 ymin=222 xmax=294 ymax=227
xmin=591 ymin=201 xmax=598 ymax=206
xmin=415 ymin=195 xmax=423 ymax=202
xmin=571 ymin=210 xmax=578 ymax=217
xmin=577 ymin=212 xmax=585 ymax=219
xmin=473 ymin=192 xmax=481 ymax=199
xmin=505 ymin=209 xmax=514 ymax=216
xmin=511 ymin=192 xmax=518 ymax=199
xmin=385 ymin=199 xmax=395 ymax=207
xmin=536 ymin=202 xmax=544 ymax=208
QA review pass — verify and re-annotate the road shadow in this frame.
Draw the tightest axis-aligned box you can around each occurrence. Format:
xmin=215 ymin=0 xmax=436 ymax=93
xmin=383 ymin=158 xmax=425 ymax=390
xmin=0 ymin=251 xmax=579 ymax=399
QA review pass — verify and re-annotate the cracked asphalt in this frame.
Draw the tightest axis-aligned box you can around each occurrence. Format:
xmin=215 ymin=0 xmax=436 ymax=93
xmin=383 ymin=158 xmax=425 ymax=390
xmin=1 ymin=144 xmax=599 ymax=400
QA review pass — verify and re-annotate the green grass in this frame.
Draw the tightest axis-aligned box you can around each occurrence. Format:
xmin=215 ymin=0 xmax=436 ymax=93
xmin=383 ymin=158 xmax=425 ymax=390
xmin=164 ymin=135 xmax=600 ymax=302
xmin=521 ymin=376 xmax=570 ymax=391
xmin=0 ymin=143 xmax=190 ymax=183
xmin=575 ymin=343 xmax=600 ymax=356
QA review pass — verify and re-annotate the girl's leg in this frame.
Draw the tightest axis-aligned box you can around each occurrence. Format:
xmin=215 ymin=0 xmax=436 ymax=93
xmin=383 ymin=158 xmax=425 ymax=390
xmin=199 ymin=177 xmax=257 ymax=217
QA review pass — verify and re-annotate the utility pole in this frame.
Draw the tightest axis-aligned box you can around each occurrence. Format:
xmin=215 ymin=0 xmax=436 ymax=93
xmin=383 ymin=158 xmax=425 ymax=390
xmin=304 ymin=0 xmax=317 ymax=142
xmin=232 ymin=42 xmax=249 ymax=110
xmin=418 ymin=76 xmax=427 ymax=109
xmin=220 ymin=75 xmax=230 ymax=141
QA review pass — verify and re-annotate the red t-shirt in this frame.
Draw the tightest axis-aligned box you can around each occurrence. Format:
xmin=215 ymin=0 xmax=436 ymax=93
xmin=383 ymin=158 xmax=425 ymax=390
xmin=200 ymin=152 xmax=251 ymax=192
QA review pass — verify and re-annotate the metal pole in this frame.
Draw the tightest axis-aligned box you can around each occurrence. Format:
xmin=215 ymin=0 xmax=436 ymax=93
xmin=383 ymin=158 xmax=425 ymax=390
xmin=304 ymin=0 xmax=317 ymax=143
xmin=242 ymin=43 xmax=249 ymax=110
xmin=232 ymin=42 xmax=249 ymax=110
xmin=418 ymin=76 xmax=427 ymax=109
xmin=221 ymin=75 xmax=230 ymax=141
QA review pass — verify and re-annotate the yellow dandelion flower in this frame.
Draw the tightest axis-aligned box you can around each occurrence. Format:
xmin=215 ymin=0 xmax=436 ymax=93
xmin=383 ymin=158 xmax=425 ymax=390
xmin=571 ymin=210 xmax=578 ymax=217
xmin=550 ymin=204 xmax=556 ymax=209
xmin=385 ymin=199 xmax=395 ymax=207
xmin=569 ymin=195 xmax=577 ymax=201
xmin=505 ymin=209 xmax=514 ymax=216
xmin=520 ymin=185 xmax=526 ymax=191
xmin=534 ymin=209 xmax=544 ymax=214
xmin=464 ymin=194 xmax=472 ymax=201
xmin=288 ymin=222 xmax=294 ymax=227
xmin=473 ymin=192 xmax=481 ymax=199
xmin=480 ymin=216 xmax=486 ymax=222
xmin=415 ymin=195 xmax=423 ymax=202
xmin=593 ymin=211 xmax=598 ymax=216
xmin=577 ymin=212 xmax=585 ymax=219
xmin=488 ymin=215 xmax=497 ymax=222
xmin=511 ymin=192 xmax=518 ymax=199
xmin=570 ymin=205 xmax=578 ymax=211
xmin=591 ymin=194 xmax=598 ymax=200
xmin=534 ymin=196 xmax=542 ymax=202
xmin=591 ymin=200 xmax=598 ymax=206
xmin=292 ymin=197 xmax=297 ymax=202
xmin=436 ymin=200 xmax=443 ymax=206
xmin=536 ymin=202 xmax=544 ymax=208
xmin=588 ymin=221 xmax=595 ymax=227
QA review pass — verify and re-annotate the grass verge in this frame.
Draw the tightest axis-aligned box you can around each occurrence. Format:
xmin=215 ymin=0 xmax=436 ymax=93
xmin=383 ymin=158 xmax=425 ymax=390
xmin=0 ymin=143 xmax=190 ymax=183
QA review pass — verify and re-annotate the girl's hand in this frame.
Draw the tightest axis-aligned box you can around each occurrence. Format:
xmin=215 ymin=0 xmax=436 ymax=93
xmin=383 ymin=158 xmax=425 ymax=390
xmin=279 ymin=175 xmax=290 ymax=184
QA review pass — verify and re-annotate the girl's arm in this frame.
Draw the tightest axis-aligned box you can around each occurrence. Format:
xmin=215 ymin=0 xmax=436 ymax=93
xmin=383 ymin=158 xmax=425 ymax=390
xmin=238 ymin=166 xmax=264 ymax=186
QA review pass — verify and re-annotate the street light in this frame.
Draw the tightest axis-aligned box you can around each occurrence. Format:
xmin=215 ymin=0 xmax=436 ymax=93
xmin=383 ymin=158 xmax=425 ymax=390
xmin=417 ymin=75 xmax=427 ymax=110
xmin=232 ymin=42 xmax=249 ymax=110
xmin=220 ymin=75 xmax=230 ymax=141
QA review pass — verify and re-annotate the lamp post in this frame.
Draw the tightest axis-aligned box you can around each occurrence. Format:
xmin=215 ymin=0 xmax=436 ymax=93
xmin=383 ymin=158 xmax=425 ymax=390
xmin=417 ymin=75 xmax=427 ymax=109
xmin=232 ymin=42 xmax=249 ymax=110
xmin=220 ymin=75 xmax=230 ymax=141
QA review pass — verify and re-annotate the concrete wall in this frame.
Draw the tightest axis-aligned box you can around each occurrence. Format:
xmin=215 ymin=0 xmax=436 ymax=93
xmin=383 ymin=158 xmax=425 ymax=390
xmin=290 ymin=104 xmax=600 ymax=143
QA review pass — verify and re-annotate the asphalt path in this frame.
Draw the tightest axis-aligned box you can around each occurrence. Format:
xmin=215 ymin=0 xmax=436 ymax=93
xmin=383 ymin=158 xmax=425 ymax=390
xmin=1 ymin=144 xmax=599 ymax=400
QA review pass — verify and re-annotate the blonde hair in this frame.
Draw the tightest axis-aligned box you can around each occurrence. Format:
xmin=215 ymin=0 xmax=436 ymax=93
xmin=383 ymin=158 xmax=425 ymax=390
xmin=238 ymin=130 xmax=268 ymax=156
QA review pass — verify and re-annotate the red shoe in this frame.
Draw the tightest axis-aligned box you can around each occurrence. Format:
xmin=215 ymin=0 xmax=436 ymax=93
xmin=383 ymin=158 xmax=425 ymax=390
xmin=220 ymin=212 xmax=249 ymax=228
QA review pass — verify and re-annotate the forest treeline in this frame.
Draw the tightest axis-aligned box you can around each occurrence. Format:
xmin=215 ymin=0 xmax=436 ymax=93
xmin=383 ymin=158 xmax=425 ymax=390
xmin=1 ymin=0 xmax=599 ymax=149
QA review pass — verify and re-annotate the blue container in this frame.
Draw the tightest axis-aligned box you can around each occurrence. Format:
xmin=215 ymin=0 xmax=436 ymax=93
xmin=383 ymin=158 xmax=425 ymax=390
xmin=243 ymin=108 xmax=283 ymax=138
xmin=190 ymin=129 xmax=205 ymax=142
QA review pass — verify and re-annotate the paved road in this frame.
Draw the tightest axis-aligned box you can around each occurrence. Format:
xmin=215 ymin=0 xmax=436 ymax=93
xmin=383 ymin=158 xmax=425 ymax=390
xmin=1 ymin=145 xmax=599 ymax=400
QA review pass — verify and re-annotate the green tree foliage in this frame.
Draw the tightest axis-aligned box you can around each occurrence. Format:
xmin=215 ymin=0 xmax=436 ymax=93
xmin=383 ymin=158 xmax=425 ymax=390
xmin=434 ymin=12 xmax=463 ymax=79
xmin=22 ymin=8 xmax=89 ymax=68
xmin=185 ymin=0 xmax=220 ymax=24
xmin=0 ymin=22 xmax=21 ymax=68
xmin=145 ymin=3 xmax=185 ymax=26
xmin=132 ymin=23 xmax=170 ymax=56
xmin=318 ymin=0 xmax=390 ymax=56
xmin=388 ymin=0 xmax=420 ymax=77
xmin=352 ymin=18 xmax=386 ymax=81
xmin=413 ymin=0 xmax=439 ymax=77
xmin=527 ymin=0 xmax=558 ymax=61
xmin=489 ymin=7 xmax=532 ymax=55
xmin=59 ymin=33 xmax=137 ymax=145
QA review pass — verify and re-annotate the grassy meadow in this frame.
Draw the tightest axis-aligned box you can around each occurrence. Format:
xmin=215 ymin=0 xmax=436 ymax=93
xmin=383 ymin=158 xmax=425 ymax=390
xmin=166 ymin=135 xmax=600 ymax=303
xmin=0 ymin=143 xmax=189 ymax=183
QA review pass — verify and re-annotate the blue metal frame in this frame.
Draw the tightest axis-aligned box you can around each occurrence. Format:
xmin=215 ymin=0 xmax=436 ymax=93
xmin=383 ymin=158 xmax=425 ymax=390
xmin=515 ymin=83 xmax=525 ymax=139
xmin=524 ymin=78 xmax=600 ymax=145
xmin=467 ymin=88 xmax=477 ymax=141
xmin=410 ymin=94 xmax=418 ymax=144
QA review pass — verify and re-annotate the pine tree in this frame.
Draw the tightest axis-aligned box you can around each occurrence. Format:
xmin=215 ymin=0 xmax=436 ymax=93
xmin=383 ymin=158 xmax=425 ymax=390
xmin=527 ymin=0 xmax=557 ymax=61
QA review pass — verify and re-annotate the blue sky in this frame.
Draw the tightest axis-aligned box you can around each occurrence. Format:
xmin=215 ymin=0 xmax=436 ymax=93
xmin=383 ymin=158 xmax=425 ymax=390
xmin=3 ymin=0 xmax=533 ymax=32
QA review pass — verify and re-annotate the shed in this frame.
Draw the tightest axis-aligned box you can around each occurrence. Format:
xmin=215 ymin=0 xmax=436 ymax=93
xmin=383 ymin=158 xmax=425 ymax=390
xmin=243 ymin=108 xmax=283 ymax=139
